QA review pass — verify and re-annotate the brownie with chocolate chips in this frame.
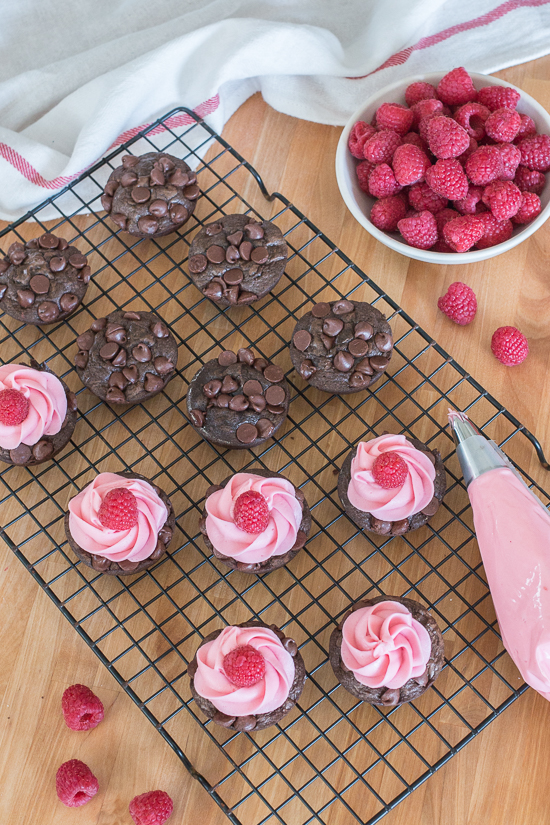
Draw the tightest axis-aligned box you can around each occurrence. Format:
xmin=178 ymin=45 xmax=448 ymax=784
xmin=64 ymin=470 xmax=175 ymax=576
xmin=74 ymin=310 xmax=178 ymax=404
xmin=0 ymin=233 xmax=91 ymax=325
xmin=189 ymin=620 xmax=306 ymax=731
xmin=102 ymin=152 xmax=200 ymax=237
xmin=199 ymin=468 xmax=312 ymax=574
xmin=338 ymin=435 xmax=446 ymax=536
xmin=329 ymin=595 xmax=444 ymax=707
xmin=187 ymin=348 xmax=289 ymax=449
xmin=188 ymin=214 xmax=287 ymax=307
xmin=289 ymin=299 xmax=393 ymax=394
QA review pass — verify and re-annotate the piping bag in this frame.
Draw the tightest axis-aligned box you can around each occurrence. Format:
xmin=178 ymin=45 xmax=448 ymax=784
xmin=448 ymin=409 xmax=550 ymax=700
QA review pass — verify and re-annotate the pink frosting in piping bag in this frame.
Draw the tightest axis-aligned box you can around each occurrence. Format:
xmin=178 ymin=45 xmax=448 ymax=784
xmin=205 ymin=473 xmax=302 ymax=563
xmin=68 ymin=472 xmax=168 ymax=562
xmin=341 ymin=601 xmax=431 ymax=689
xmin=193 ymin=625 xmax=295 ymax=716
xmin=347 ymin=434 xmax=435 ymax=521
xmin=0 ymin=363 xmax=67 ymax=450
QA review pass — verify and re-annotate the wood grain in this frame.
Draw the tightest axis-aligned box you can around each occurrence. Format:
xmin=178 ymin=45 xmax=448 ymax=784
xmin=2 ymin=55 xmax=550 ymax=825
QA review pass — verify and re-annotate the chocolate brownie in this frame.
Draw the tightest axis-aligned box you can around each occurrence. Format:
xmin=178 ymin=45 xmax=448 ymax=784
xmin=0 ymin=233 xmax=90 ymax=325
xmin=0 ymin=360 xmax=78 ymax=466
xmin=74 ymin=310 xmax=178 ymax=404
xmin=329 ymin=595 xmax=444 ymax=707
xmin=198 ymin=468 xmax=311 ymax=574
xmin=102 ymin=152 xmax=200 ymax=237
xmin=64 ymin=470 xmax=175 ymax=575
xmin=187 ymin=348 xmax=289 ymax=449
xmin=189 ymin=620 xmax=306 ymax=731
xmin=337 ymin=435 xmax=446 ymax=536
xmin=289 ymin=299 xmax=393 ymax=394
xmin=188 ymin=214 xmax=287 ymax=307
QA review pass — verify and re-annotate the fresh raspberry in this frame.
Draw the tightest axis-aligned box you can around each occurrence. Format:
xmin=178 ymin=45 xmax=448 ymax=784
xmin=233 ymin=490 xmax=270 ymax=533
xmin=496 ymin=143 xmax=522 ymax=180
xmin=98 ymin=487 xmax=139 ymax=530
xmin=392 ymin=143 xmax=431 ymax=185
xmin=372 ymin=451 xmax=408 ymax=489
xmin=437 ymin=68 xmax=477 ymax=106
xmin=348 ymin=121 xmax=377 ymax=159
xmin=457 ymin=136 xmax=479 ymax=164
xmin=0 ymin=388 xmax=30 ymax=426
xmin=401 ymin=132 xmax=429 ymax=152
xmin=482 ymin=180 xmax=522 ymax=220
xmin=427 ymin=116 xmax=470 ymax=159
xmin=491 ymin=326 xmax=529 ymax=366
xmin=432 ymin=240 xmax=454 ymax=253
xmin=484 ymin=107 xmax=521 ymax=142
xmin=435 ymin=207 xmax=460 ymax=236
xmin=363 ymin=129 xmax=402 ymax=164
xmin=368 ymin=163 xmax=402 ymax=198
xmin=514 ymin=165 xmax=546 ymax=194
xmin=356 ymin=159 xmax=376 ymax=192
xmin=375 ymin=102 xmax=414 ymax=135
xmin=437 ymin=282 xmax=477 ymax=325
xmin=453 ymin=185 xmax=484 ymax=215
xmin=129 ymin=790 xmax=174 ymax=825
xmin=465 ymin=146 xmax=504 ymax=185
xmin=477 ymin=85 xmax=520 ymax=112
xmin=223 ymin=644 xmax=266 ymax=687
xmin=411 ymin=98 xmax=444 ymax=128
xmin=517 ymin=134 xmax=550 ymax=171
xmin=370 ymin=195 xmax=407 ymax=231
xmin=56 ymin=759 xmax=99 ymax=808
xmin=454 ymin=102 xmax=491 ymax=141
xmin=426 ymin=159 xmax=469 ymax=200
xmin=475 ymin=213 xmax=514 ymax=249
xmin=397 ymin=210 xmax=438 ymax=249
xmin=405 ymin=81 xmax=437 ymax=107
xmin=418 ymin=113 xmax=440 ymax=143
xmin=443 ymin=215 xmax=486 ymax=252
xmin=408 ymin=181 xmax=447 ymax=214
xmin=62 ymin=684 xmax=104 ymax=731
xmin=511 ymin=191 xmax=542 ymax=224
xmin=513 ymin=114 xmax=537 ymax=143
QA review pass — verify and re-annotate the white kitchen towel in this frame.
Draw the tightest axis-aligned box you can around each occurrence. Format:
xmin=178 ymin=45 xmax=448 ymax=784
xmin=1 ymin=0 xmax=550 ymax=221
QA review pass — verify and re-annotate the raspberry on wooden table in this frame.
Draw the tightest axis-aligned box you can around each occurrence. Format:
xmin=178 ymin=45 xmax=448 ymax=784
xmin=405 ymin=81 xmax=437 ymax=108
xmin=437 ymin=282 xmax=477 ymax=325
xmin=397 ymin=210 xmax=438 ymax=249
xmin=426 ymin=159 xmax=469 ymax=200
xmin=484 ymin=107 xmax=522 ymax=143
xmin=517 ymin=134 xmax=550 ymax=171
xmin=233 ymin=490 xmax=270 ymax=533
xmin=97 ymin=487 xmax=139 ymax=530
xmin=511 ymin=191 xmax=542 ymax=224
xmin=482 ymin=180 xmax=522 ymax=220
xmin=436 ymin=67 xmax=477 ymax=106
xmin=56 ymin=759 xmax=99 ymax=807
xmin=0 ymin=388 xmax=30 ymax=426
xmin=370 ymin=195 xmax=407 ymax=231
xmin=62 ymin=684 xmax=104 ymax=731
xmin=491 ymin=326 xmax=529 ymax=366
xmin=427 ymin=116 xmax=470 ymax=159
xmin=372 ymin=451 xmax=408 ymax=489
xmin=477 ymin=85 xmax=520 ymax=112
xmin=443 ymin=215 xmax=486 ymax=252
xmin=475 ymin=214 xmax=513 ymax=249
xmin=129 ymin=790 xmax=174 ymax=825
xmin=465 ymin=146 xmax=504 ymax=186
xmin=223 ymin=644 xmax=266 ymax=687
xmin=375 ymin=102 xmax=414 ymax=135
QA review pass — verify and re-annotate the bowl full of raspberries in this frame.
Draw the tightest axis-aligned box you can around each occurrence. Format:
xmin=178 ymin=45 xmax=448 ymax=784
xmin=335 ymin=68 xmax=550 ymax=263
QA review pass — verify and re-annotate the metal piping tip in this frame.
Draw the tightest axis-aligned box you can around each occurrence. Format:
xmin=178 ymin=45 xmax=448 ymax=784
xmin=448 ymin=408 xmax=509 ymax=485
xmin=447 ymin=408 xmax=481 ymax=446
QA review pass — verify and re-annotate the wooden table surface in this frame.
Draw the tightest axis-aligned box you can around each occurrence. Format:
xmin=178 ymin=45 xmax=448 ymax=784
xmin=2 ymin=55 xmax=550 ymax=825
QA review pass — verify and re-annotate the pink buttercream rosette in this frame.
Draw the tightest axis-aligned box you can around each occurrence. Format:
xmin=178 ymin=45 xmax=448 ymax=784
xmin=341 ymin=601 xmax=431 ymax=689
xmin=0 ymin=363 xmax=67 ymax=450
xmin=347 ymin=434 xmax=435 ymax=521
xmin=193 ymin=625 xmax=295 ymax=716
xmin=68 ymin=472 xmax=168 ymax=563
xmin=205 ymin=472 xmax=302 ymax=564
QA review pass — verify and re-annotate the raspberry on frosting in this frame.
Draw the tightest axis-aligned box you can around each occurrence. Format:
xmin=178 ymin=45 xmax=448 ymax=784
xmin=0 ymin=363 xmax=67 ymax=450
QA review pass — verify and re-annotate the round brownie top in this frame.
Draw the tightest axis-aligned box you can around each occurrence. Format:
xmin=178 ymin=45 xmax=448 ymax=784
xmin=0 ymin=233 xmax=90 ymax=325
xmin=74 ymin=309 xmax=178 ymax=405
xmin=187 ymin=348 xmax=288 ymax=449
xmin=289 ymin=299 xmax=393 ymax=394
xmin=188 ymin=214 xmax=287 ymax=307
xmin=102 ymin=152 xmax=200 ymax=237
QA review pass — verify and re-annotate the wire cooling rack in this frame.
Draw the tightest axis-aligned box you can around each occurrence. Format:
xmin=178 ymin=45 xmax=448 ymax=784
xmin=1 ymin=108 xmax=549 ymax=825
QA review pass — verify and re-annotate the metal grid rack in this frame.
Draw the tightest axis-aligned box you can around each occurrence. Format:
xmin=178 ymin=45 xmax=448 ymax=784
xmin=1 ymin=108 xmax=548 ymax=825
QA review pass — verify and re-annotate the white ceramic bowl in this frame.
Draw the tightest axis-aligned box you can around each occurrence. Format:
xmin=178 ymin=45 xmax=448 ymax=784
xmin=335 ymin=71 xmax=550 ymax=264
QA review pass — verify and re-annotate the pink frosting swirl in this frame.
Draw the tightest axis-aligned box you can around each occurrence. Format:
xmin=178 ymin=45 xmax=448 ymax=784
xmin=0 ymin=364 xmax=67 ymax=450
xmin=205 ymin=473 xmax=302 ymax=563
xmin=68 ymin=472 xmax=168 ymax=562
xmin=341 ymin=601 xmax=431 ymax=689
xmin=347 ymin=434 xmax=435 ymax=521
xmin=193 ymin=625 xmax=295 ymax=716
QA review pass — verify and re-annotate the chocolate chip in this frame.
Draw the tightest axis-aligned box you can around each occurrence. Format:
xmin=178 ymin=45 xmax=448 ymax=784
xmin=183 ymin=183 xmax=200 ymax=200
xmin=120 ymin=171 xmax=138 ymax=187
xmin=370 ymin=355 xmax=390 ymax=371
xmin=299 ymin=360 xmax=316 ymax=379
xmin=233 ymin=715 xmax=257 ymax=732
xmin=37 ymin=302 xmax=59 ymax=323
xmin=333 ymin=351 xmax=354 ymax=372
xmin=216 ymin=393 xmax=231 ymax=408
xmin=206 ymin=245 xmax=225 ymax=264
xmin=67 ymin=252 xmax=87 ymax=270
xmin=150 ymin=167 xmax=165 ymax=186
xmin=10 ymin=444 xmax=32 ymax=464
xmin=205 ymin=222 xmax=222 ymax=236
xmin=293 ymin=529 xmax=307 ymax=549
xmin=168 ymin=168 xmax=189 ymax=187
xmin=249 ymin=394 xmax=266 ymax=412
xmin=121 ymin=155 xmax=139 ymax=167
xmin=221 ymin=375 xmax=239 ymax=394
xmin=391 ymin=519 xmax=409 ymax=535
xmin=244 ymin=222 xmax=264 ymax=240
xmin=265 ymin=385 xmax=285 ymax=406
xmin=332 ymin=299 xmax=355 ymax=315
xmin=74 ymin=351 xmax=89 ymax=369
xmin=237 ymin=291 xmax=257 ymax=305
xmin=31 ymin=438 xmax=54 ymax=462
xmin=152 ymin=321 xmax=169 ymax=338
xmin=237 ymin=348 xmax=254 ymax=365
xmin=153 ymin=356 xmax=174 ymax=375
xmin=131 ymin=186 xmax=150 ymax=203
xmin=267 ymin=404 xmax=285 ymax=415
xmin=226 ymin=285 xmax=240 ymax=304
xmin=413 ymin=670 xmax=430 ymax=687
xmin=106 ymin=323 xmax=126 ymax=344
xmin=144 ymin=373 xmax=165 ymax=393
xmin=241 ymin=379 xmax=261 ymax=396
xmin=380 ymin=688 xmax=401 ymax=706
xmin=355 ymin=357 xmax=374 ymax=375
xmin=282 ymin=638 xmax=298 ymax=656
xmin=29 ymin=274 xmax=50 ymax=294
xmin=224 ymin=268 xmax=243 ymax=285
xmin=256 ymin=419 xmax=275 ymax=438
xmin=250 ymin=246 xmax=268 ymax=264
xmin=67 ymin=392 xmax=78 ymax=412
xmin=320 ymin=334 xmax=334 ymax=351
xmin=236 ymin=423 xmax=258 ymax=444
xmin=123 ymin=311 xmax=141 ymax=320
xmin=49 ymin=256 xmax=66 ymax=273
xmin=370 ymin=517 xmax=392 ymax=534
xmin=349 ymin=338 xmax=369 ymax=358
xmin=0 ymin=285 xmax=6 ymax=301
xmin=111 ymin=213 xmax=128 ymax=230
xmin=122 ymin=365 xmax=138 ymax=383
xmin=203 ymin=380 xmax=222 ymax=398
xmin=60 ymin=293 xmax=79 ymax=313
xmin=349 ymin=371 xmax=369 ymax=389
xmin=149 ymin=199 xmax=168 ymax=217
xmin=106 ymin=387 xmax=126 ymax=404
xmin=170 ymin=204 xmax=188 ymax=224
xmin=105 ymin=180 xmax=119 ymax=196
xmin=17 ymin=289 xmax=34 ymax=308
xmin=238 ymin=240 xmax=252 ymax=261
xmin=137 ymin=216 xmax=159 ymax=234
xmin=218 ymin=350 xmax=237 ymax=366
xmin=354 ymin=321 xmax=374 ymax=340
xmin=78 ymin=265 xmax=92 ymax=284
xmin=91 ymin=317 xmax=107 ymax=332
xmin=92 ymin=555 xmax=111 ymax=571
xmin=38 ymin=234 xmax=59 ymax=250
xmin=225 ymin=245 xmax=240 ymax=264
xmin=108 ymin=371 xmax=128 ymax=390
xmin=99 ymin=342 xmax=119 ymax=360
xmin=204 ymin=282 xmax=223 ymax=300
xmin=101 ymin=194 xmax=113 ymax=212
xmin=213 ymin=711 xmax=236 ymax=728
xmin=118 ymin=559 xmax=139 ymax=571
xmin=263 ymin=365 xmax=284 ymax=383
xmin=375 ymin=332 xmax=393 ymax=352
xmin=132 ymin=343 xmax=151 ymax=362
xmin=150 ymin=539 xmax=165 ymax=560
xmin=112 ymin=348 xmax=127 ymax=368
xmin=227 ymin=231 xmax=244 ymax=246
xmin=421 ymin=496 xmax=440 ymax=516
xmin=229 ymin=395 xmax=249 ymax=412
xmin=293 ymin=329 xmax=312 ymax=351
xmin=254 ymin=358 xmax=268 ymax=371
xmin=323 ymin=317 xmax=344 ymax=337
xmin=311 ymin=302 xmax=331 ymax=318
